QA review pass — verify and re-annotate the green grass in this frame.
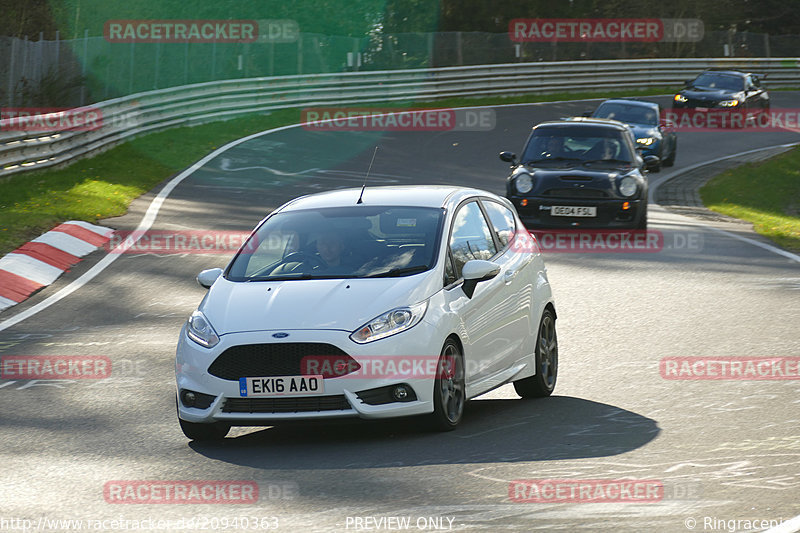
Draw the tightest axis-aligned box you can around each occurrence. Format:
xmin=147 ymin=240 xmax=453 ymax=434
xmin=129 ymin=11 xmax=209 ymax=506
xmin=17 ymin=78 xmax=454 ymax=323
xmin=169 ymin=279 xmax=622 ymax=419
xmin=700 ymin=145 xmax=800 ymax=253
xmin=0 ymin=86 xmax=680 ymax=256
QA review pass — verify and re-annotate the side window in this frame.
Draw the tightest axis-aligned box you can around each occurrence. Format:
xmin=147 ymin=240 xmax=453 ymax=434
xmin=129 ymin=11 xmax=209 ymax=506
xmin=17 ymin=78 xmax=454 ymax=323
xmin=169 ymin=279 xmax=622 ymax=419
xmin=482 ymin=200 xmax=516 ymax=248
xmin=449 ymin=201 xmax=498 ymax=279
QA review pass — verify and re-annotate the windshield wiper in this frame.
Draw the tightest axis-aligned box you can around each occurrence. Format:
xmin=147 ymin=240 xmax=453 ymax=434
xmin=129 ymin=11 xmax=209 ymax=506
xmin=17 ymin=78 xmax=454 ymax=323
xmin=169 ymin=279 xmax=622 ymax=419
xmin=246 ymin=273 xmax=315 ymax=282
xmin=582 ymin=158 xmax=631 ymax=166
xmin=525 ymin=157 xmax=582 ymax=165
xmin=364 ymin=265 xmax=429 ymax=278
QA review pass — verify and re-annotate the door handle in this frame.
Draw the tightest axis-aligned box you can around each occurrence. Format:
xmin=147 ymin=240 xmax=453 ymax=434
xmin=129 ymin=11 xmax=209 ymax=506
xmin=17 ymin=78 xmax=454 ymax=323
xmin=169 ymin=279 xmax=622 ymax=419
xmin=504 ymin=270 xmax=516 ymax=283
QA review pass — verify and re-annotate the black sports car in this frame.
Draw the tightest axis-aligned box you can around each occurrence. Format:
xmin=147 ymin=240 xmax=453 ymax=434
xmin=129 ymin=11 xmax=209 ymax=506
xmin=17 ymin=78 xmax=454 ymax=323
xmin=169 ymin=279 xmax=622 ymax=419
xmin=673 ymin=70 xmax=770 ymax=114
xmin=500 ymin=118 xmax=659 ymax=230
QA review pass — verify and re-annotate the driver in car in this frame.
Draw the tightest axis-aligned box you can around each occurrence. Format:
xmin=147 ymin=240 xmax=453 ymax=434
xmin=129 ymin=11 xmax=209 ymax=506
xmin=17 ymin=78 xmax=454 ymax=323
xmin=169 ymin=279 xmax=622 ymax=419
xmin=585 ymin=137 xmax=618 ymax=160
xmin=315 ymin=230 xmax=347 ymax=267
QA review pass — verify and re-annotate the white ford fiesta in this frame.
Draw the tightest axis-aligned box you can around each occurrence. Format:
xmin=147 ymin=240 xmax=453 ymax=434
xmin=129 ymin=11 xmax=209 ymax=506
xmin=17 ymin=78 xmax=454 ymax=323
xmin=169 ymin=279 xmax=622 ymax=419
xmin=175 ymin=185 xmax=558 ymax=440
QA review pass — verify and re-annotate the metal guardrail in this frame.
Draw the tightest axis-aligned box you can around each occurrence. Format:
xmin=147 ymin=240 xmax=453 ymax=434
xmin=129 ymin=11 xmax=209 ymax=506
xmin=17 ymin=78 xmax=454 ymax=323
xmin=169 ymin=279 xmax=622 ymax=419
xmin=1 ymin=57 xmax=798 ymax=179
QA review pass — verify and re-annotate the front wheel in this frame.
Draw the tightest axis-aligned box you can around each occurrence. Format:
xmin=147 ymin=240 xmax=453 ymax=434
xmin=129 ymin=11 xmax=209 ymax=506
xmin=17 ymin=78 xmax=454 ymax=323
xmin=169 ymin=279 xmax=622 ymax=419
xmin=514 ymin=308 xmax=558 ymax=398
xmin=428 ymin=338 xmax=466 ymax=431
xmin=179 ymin=418 xmax=230 ymax=441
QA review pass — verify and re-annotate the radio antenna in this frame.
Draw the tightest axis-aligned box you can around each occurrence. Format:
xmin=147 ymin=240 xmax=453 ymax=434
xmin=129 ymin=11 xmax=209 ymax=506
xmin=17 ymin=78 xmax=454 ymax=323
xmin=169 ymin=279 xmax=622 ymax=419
xmin=357 ymin=146 xmax=378 ymax=204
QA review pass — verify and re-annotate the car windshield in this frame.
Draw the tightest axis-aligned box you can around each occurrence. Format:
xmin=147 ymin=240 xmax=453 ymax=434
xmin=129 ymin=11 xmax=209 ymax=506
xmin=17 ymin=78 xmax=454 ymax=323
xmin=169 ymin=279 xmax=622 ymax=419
xmin=522 ymin=126 xmax=634 ymax=165
xmin=690 ymin=73 xmax=744 ymax=91
xmin=593 ymin=103 xmax=659 ymax=126
xmin=226 ymin=205 xmax=444 ymax=281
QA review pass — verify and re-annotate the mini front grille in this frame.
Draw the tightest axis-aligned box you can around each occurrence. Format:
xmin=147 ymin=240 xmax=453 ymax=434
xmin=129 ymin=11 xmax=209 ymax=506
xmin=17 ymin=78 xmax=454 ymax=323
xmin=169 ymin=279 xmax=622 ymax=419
xmin=207 ymin=343 xmax=356 ymax=381
xmin=221 ymin=395 xmax=351 ymax=413
xmin=544 ymin=188 xmax=608 ymax=198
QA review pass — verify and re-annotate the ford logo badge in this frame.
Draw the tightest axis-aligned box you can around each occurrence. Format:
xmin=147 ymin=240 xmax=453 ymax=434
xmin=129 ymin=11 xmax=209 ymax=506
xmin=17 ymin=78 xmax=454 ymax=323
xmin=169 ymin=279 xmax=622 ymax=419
xmin=272 ymin=332 xmax=289 ymax=338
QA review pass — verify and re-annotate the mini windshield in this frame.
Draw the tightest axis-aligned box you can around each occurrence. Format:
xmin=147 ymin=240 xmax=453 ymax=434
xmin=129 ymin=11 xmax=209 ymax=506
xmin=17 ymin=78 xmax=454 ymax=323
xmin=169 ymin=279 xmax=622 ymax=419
xmin=226 ymin=206 xmax=444 ymax=281
xmin=593 ymin=103 xmax=659 ymax=126
xmin=522 ymin=126 xmax=634 ymax=165
xmin=690 ymin=73 xmax=744 ymax=91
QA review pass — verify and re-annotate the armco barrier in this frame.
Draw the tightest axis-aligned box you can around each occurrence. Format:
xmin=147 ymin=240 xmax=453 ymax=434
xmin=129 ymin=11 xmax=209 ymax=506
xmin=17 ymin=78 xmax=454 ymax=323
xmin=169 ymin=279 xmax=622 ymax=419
xmin=1 ymin=57 xmax=798 ymax=179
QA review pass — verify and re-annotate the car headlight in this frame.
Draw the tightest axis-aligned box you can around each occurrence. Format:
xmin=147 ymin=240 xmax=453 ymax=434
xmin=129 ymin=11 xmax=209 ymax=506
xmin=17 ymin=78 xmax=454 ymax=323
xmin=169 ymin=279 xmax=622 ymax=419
xmin=618 ymin=176 xmax=638 ymax=197
xmin=636 ymin=137 xmax=656 ymax=146
xmin=515 ymin=173 xmax=534 ymax=194
xmin=186 ymin=310 xmax=220 ymax=348
xmin=350 ymin=301 xmax=428 ymax=344
xmin=718 ymin=100 xmax=740 ymax=107
xmin=674 ymin=94 xmax=687 ymax=103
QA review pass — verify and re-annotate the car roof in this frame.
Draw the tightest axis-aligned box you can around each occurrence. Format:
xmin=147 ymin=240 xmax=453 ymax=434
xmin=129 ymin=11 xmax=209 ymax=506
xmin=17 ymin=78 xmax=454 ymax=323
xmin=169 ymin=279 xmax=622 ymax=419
xmin=536 ymin=117 xmax=630 ymax=131
xmin=697 ymin=69 xmax=749 ymax=78
xmin=596 ymin=98 xmax=659 ymax=110
xmin=274 ymin=185 xmax=505 ymax=213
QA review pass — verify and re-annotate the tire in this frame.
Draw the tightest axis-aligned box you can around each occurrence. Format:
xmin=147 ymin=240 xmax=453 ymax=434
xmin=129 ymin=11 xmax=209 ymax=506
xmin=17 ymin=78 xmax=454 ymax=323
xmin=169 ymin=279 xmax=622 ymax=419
xmin=428 ymin=338 xmax=466 ymax=431
xmin=662 ymin=140 xmax=676 ymax=167
xmin=514 ymin=308 xmax=558 ymax=398
xmin=179 ymin=418 xmax=230 ymax=441
xmin=636 ymin=207 xmax=648 ymax=230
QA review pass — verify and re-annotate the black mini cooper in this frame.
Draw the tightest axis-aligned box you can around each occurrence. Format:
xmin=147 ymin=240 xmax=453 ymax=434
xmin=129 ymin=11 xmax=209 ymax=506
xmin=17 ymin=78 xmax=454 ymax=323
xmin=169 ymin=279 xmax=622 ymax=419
xmin=500 ymin=118 xmax=659 ymax=230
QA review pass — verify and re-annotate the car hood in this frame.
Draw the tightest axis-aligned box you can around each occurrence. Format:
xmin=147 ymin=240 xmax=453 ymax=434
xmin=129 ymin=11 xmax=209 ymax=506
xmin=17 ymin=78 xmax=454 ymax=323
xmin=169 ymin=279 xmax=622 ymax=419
xmin=200 ymin=272 xmax=441 ymax=335
xmin=526 ymin=165 xmax=633 ymax=180
xmin=680 ymin=87 xmax=742 ymax=101
xmin=626 ymin=124 xmax=659 ymax=138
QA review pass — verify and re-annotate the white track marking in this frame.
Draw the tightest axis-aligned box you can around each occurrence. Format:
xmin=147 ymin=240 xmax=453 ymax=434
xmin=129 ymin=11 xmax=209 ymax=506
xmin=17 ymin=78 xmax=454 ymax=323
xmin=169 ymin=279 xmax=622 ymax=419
xmin=0 ymin=124 xmax=299 ymax=332
xmin=648 ymin=142 xmax=800 ymax=265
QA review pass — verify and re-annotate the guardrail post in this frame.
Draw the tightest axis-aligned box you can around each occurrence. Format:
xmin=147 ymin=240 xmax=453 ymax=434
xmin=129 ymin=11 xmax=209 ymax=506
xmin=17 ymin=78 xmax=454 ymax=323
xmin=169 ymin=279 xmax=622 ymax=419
xmin=80 ymin=29 xmax=88 ymax=106
xmin=7 ymin=36 xmax=16 ymax=107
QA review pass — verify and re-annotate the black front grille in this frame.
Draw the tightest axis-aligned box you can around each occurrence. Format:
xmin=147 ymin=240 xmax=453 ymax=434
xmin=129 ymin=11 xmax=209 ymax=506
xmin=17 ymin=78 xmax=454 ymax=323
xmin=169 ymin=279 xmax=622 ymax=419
xmin=544 ymin=188 xmax=608 ymax=198
xmin=208 ymin=343 xmax=354 ymax=381
xmin=222 ymin=395 xmax=351 ymax=413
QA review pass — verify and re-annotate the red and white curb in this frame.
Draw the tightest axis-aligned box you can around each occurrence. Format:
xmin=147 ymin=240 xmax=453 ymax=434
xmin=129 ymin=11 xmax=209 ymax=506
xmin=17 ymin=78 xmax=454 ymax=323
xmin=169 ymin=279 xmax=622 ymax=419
xmin=0 ymin=221 xmax=112 ymax=312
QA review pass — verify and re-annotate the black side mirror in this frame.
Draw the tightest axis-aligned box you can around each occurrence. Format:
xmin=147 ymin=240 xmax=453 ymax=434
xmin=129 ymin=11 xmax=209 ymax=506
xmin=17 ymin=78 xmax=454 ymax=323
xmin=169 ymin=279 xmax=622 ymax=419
xmin=499 ymin=151 xmax=517 ymax=164
xmin=644 ymin=155 xmax=661 ymax=173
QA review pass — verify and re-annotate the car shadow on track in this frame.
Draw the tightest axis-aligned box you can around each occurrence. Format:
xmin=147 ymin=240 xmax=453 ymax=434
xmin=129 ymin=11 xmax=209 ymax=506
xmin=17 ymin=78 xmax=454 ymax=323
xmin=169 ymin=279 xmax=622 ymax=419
xmin=189 ymin=396 xmax=659 ymax=469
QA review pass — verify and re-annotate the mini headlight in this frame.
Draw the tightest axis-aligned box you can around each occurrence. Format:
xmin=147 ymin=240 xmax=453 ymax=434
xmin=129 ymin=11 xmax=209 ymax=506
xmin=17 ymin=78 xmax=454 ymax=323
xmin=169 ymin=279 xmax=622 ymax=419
xmin=186 ymin=310 xmax=220 ymax=348
xmin=636 ymin=137 xmax=656 ymax=146
xmin=515 ymin=173 xmax=534 ymax=194
xmin=350 ymin=301 xmax=428 ymax=344
xmin=719 ymin=100 xmax=740 ymax=107
xmin=619 ymin=176 xmax=638 ymax=197
xmin=674 ymin=94 xmax=687 ymax=103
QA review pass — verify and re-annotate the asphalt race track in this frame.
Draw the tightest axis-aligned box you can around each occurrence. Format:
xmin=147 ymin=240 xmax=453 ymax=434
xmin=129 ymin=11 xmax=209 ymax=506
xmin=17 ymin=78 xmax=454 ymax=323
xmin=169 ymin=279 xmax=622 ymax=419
xmin=1 ymin=94 xmax=799 ymax=532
